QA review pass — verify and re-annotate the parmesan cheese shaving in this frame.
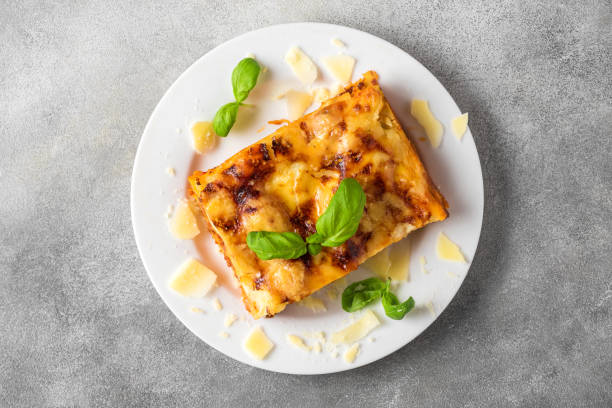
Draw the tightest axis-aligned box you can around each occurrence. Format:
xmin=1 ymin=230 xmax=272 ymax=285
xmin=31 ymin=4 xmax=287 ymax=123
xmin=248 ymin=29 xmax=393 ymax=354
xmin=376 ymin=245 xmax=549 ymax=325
xmin=436 ymin=233 xmax=467 ymax=263
xmin=168 ymin=259 xmax=217 ymax=298
xmin=284 ymin=46 xmax=318 ymax=85
xmin=169 ymin=199 xmax=200 ymax=240
xmin=321 ymin=55 xmax=355 ymax=84
xmin=287 ymin=334 xmax=311 ymax=351
xmin=451 ymin=113 xmax=469 ymax=140
xmin=244 ymin=327 xmax=274 ymax=360
xmin=411 ymin=100 xmax=443 ymax=148
xmin=331 ymin=310 xmax=380 ymax=344
xmin=343 ymin=343 xmax=360 ymax=363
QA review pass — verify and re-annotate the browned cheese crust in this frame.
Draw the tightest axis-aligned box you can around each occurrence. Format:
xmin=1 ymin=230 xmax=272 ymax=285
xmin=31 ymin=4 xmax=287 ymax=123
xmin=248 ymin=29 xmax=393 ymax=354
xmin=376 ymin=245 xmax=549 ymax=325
xmin=189 ymin=71 xmax=448 ymax=318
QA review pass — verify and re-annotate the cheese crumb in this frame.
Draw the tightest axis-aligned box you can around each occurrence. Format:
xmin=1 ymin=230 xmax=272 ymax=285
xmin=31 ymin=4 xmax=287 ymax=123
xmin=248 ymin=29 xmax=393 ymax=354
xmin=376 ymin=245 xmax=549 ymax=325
xmin=285 ymin=90 xmax=313 ymax=120
xmin=219 ymin=331 xmax=229 ymax=339
xmin=190 ymin=306 xmax=205 ymax=314
xmin=313 ymin=341 xmax=322 ymax=353
xmin=330 ymin=38 xmax=345 ymax=48
xmin=331 ymin=310 xmax=380 ymax=344
xmin=311 ymin=87 xmax=331 ymax=104
xmin=425 ymin=301 xmax=436 ymax=317
xmin=191 ymin=121 xmax=216 ymax=153
xmin=330 ymin=350 xmax=339 ymax=358
xmin=451 ymin=113 xmax=469 ymax=140
xmin=367 ymin=337 xmax=375 ymax=343
xmin=436 ymin=233 xmax=467 ymax=263
xmin=419 ymin=256 xmax=429 ymax=274
xmin=169 ymin=200 xmax=200 ymax=239
xmin=284 ymin=46 xmax=318 ymax=85
xmin=411 ymin=100 xmax=443 ymax=148
xmin=244 ymin=327 xmax=274 ymax=360
xmin=224 ymin=313 xmax=237 ymax=328
xmin=321 ymin=55 xmax=355 ymax=84
xmin=164 ymin=204 xmax=174 ymax=219
xmin=287 ymin=334 xmax=311 ymax=351
xmin=343 ymin=343 xmax=360 ymax=363
xmin=212 ymin=297 xmax=223 ymax=311
xmin=298 ymin=296 xmax=327 ymax=313
xmin=168 ymin=258 xmax=217 ymax=298
xmin=166 ymin=167 xmax=176 ymax=176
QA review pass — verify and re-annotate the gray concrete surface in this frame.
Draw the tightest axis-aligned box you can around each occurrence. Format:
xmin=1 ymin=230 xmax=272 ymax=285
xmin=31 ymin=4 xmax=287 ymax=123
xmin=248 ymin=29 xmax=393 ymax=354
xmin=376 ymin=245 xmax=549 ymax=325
xmin=1 ymin=0 xmax=610 ymax=406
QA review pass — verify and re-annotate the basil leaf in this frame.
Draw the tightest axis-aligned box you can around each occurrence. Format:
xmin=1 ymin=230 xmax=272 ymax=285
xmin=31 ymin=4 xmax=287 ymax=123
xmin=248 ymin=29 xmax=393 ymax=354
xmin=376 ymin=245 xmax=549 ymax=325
xmin=306 ymin=233 xmax=323 ymax=244
xmin=341 ymin=277 xmax=386 ymax=312
xmin=246 ymin=231 xmax=306 ymax=260
xmin=381 ymin=279 xmax=415 ymax=320
xmin=213 ymin=102 xmax=240 ymax=137
xmin=315 ymin=178 xmax=366 ymax=247
xmin=307 ymin=243 xmax=322 ymax=256
xmin=232 ymin=58 xmax=260 ymax=103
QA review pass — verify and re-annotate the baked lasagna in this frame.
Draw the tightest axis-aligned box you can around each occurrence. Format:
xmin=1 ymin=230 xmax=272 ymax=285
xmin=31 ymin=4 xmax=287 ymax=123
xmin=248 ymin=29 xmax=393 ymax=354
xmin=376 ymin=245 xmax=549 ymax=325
xmin=189 ymin=71 xmax=448 ymax=318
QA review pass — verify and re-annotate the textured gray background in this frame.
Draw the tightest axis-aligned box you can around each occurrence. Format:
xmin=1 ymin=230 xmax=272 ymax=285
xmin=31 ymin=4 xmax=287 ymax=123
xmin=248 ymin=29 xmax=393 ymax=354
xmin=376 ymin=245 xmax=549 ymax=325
xmin=1 ymin=0 xmax=610 ymax=407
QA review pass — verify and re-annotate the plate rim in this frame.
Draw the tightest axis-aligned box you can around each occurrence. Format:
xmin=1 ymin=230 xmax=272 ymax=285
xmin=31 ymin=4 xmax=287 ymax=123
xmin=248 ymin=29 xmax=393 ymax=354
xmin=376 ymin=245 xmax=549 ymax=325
xmin=130 ymin=22 xmax=485 ymax=375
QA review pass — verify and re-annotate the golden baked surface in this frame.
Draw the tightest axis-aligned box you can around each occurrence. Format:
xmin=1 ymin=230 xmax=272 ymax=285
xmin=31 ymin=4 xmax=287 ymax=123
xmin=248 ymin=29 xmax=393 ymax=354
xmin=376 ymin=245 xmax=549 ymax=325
xmin=189 ymin=71 xmax=448 ymax=318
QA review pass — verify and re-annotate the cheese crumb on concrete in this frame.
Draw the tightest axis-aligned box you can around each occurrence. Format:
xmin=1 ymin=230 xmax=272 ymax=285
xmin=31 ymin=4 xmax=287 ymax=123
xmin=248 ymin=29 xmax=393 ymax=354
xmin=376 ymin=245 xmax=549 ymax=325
xmin=212 ymin=297 xmax=223 ymax=311
xmin=284 ymin=46 xmax=318 ymax=85
xmin=451 ymin=113 xmax=469 ymax=140
xmin=285 ymin=90 xmax=313 ymax=120
xmin=166 ymin=167 xmax=176 ymax=176
xmin=343 ymin=343 xmax=360 ymax=363
xmin=330 ymin=38 xmax=345 ymax=48
xmin=331 ymin=310 xmax=380 ymax=344
xmin=190 ymin=306 xmax=205 ymax=314
xmin=219 ymin=331 xmax=229 ymax=339
xmin=436 ymin=233 xmax=467 ymax=263
xmin=321 ymin=55 xmax=355 ymax=84
xmin=287 ymin=334 xmax=311 ymax=351
xmin=224 ymin=313 xmax=237 ymax=328
xmin=244 ymin=327 xmax=274 ymax=360
xmin=168 ymin=258 xmax=217 ymax=298
xmin=411 ymin=99 xmax=443 ymax=148
xmin=169 ymin=199 xmax=200 ymax=239
xmin=313 ymin=341 xmax=322 ymax=353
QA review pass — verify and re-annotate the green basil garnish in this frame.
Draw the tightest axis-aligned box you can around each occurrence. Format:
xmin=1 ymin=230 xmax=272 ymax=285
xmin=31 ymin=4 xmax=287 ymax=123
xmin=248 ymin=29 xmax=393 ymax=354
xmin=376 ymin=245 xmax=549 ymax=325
xmin=246 ymin=231 xmax=307 ymax=260
xmin=340 ymin=277 xmax=416 ymax=319
xmin=381 ymin=279 xmax=415 ymax=320
xmin=246 ymin=178 xmax=366 ymax=260
xmin=315 ymin=178 xmax=366 ymax=247
xmin=213 ymin=102 xmax=240 ymax=137
xmin=212 ymin=58 xmax=261 ymax=137
xmin=231 ymin=58 xmax=261 ymax=103
xmin=341 ymin=277 xmax=386 ymax=312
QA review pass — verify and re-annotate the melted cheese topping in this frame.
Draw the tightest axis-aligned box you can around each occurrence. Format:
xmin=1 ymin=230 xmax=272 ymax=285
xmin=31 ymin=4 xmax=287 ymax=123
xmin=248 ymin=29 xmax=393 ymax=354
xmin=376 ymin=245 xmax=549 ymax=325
xmin=451 ymin=113 xmax=469 ymax=140
xmin=343 ymin=343 xmax=360 ymax=363
xmin=169 ymin=200 xmax=200 ymax=240
xmin=189 ymin=72 xmax=448 ymax=318
xmin=331 ymin=310 xmax=380 ymax=344
xmin=168 ymin=258 xmax=217 ymax=298
xmin=243 ymin=327 xmax=274 ymax=360
xmin=436 ymin=233 xmax=466 ymax=263
xmin=285 ymin=46 xmax=318 ymax=85
xmin=411 ymin=100 xmax=443 ymax=148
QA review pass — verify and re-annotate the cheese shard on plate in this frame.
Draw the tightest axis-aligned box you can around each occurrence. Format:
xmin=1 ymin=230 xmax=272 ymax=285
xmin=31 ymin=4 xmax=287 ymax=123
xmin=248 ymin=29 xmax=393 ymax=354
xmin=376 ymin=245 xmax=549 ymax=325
xmin=189 ymin=71 xmax=448 ymax=318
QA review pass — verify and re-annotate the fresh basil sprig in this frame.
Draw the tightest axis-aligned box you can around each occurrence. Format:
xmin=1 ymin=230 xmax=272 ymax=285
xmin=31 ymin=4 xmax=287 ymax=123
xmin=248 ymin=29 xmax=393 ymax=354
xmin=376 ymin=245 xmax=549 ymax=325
xmin=246 ymin=231 xmax=306 ymax=260
xmin=341 ymin=277 xmax=386 ymax=312
xmin=246 ymin=178 xmax=366 ymax=260
xmin=341 ymin=277 xmax=415 ymax=320
xmin=213 ymin=57 xmax=261 ymax=137
xmin=381 ymin=279 xmax=415 ymax=319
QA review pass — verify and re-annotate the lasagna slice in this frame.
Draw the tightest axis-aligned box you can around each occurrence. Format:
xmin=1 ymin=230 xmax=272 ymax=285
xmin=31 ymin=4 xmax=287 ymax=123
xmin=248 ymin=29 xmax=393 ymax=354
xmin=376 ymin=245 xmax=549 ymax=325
xmin=189 ymin=71 xmax=448 ymax=319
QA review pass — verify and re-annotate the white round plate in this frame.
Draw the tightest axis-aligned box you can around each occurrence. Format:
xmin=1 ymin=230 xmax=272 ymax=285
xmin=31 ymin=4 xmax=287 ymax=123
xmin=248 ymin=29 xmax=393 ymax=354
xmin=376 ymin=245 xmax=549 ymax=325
xmin=131 ymin=23 xmax=483 ymax=375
